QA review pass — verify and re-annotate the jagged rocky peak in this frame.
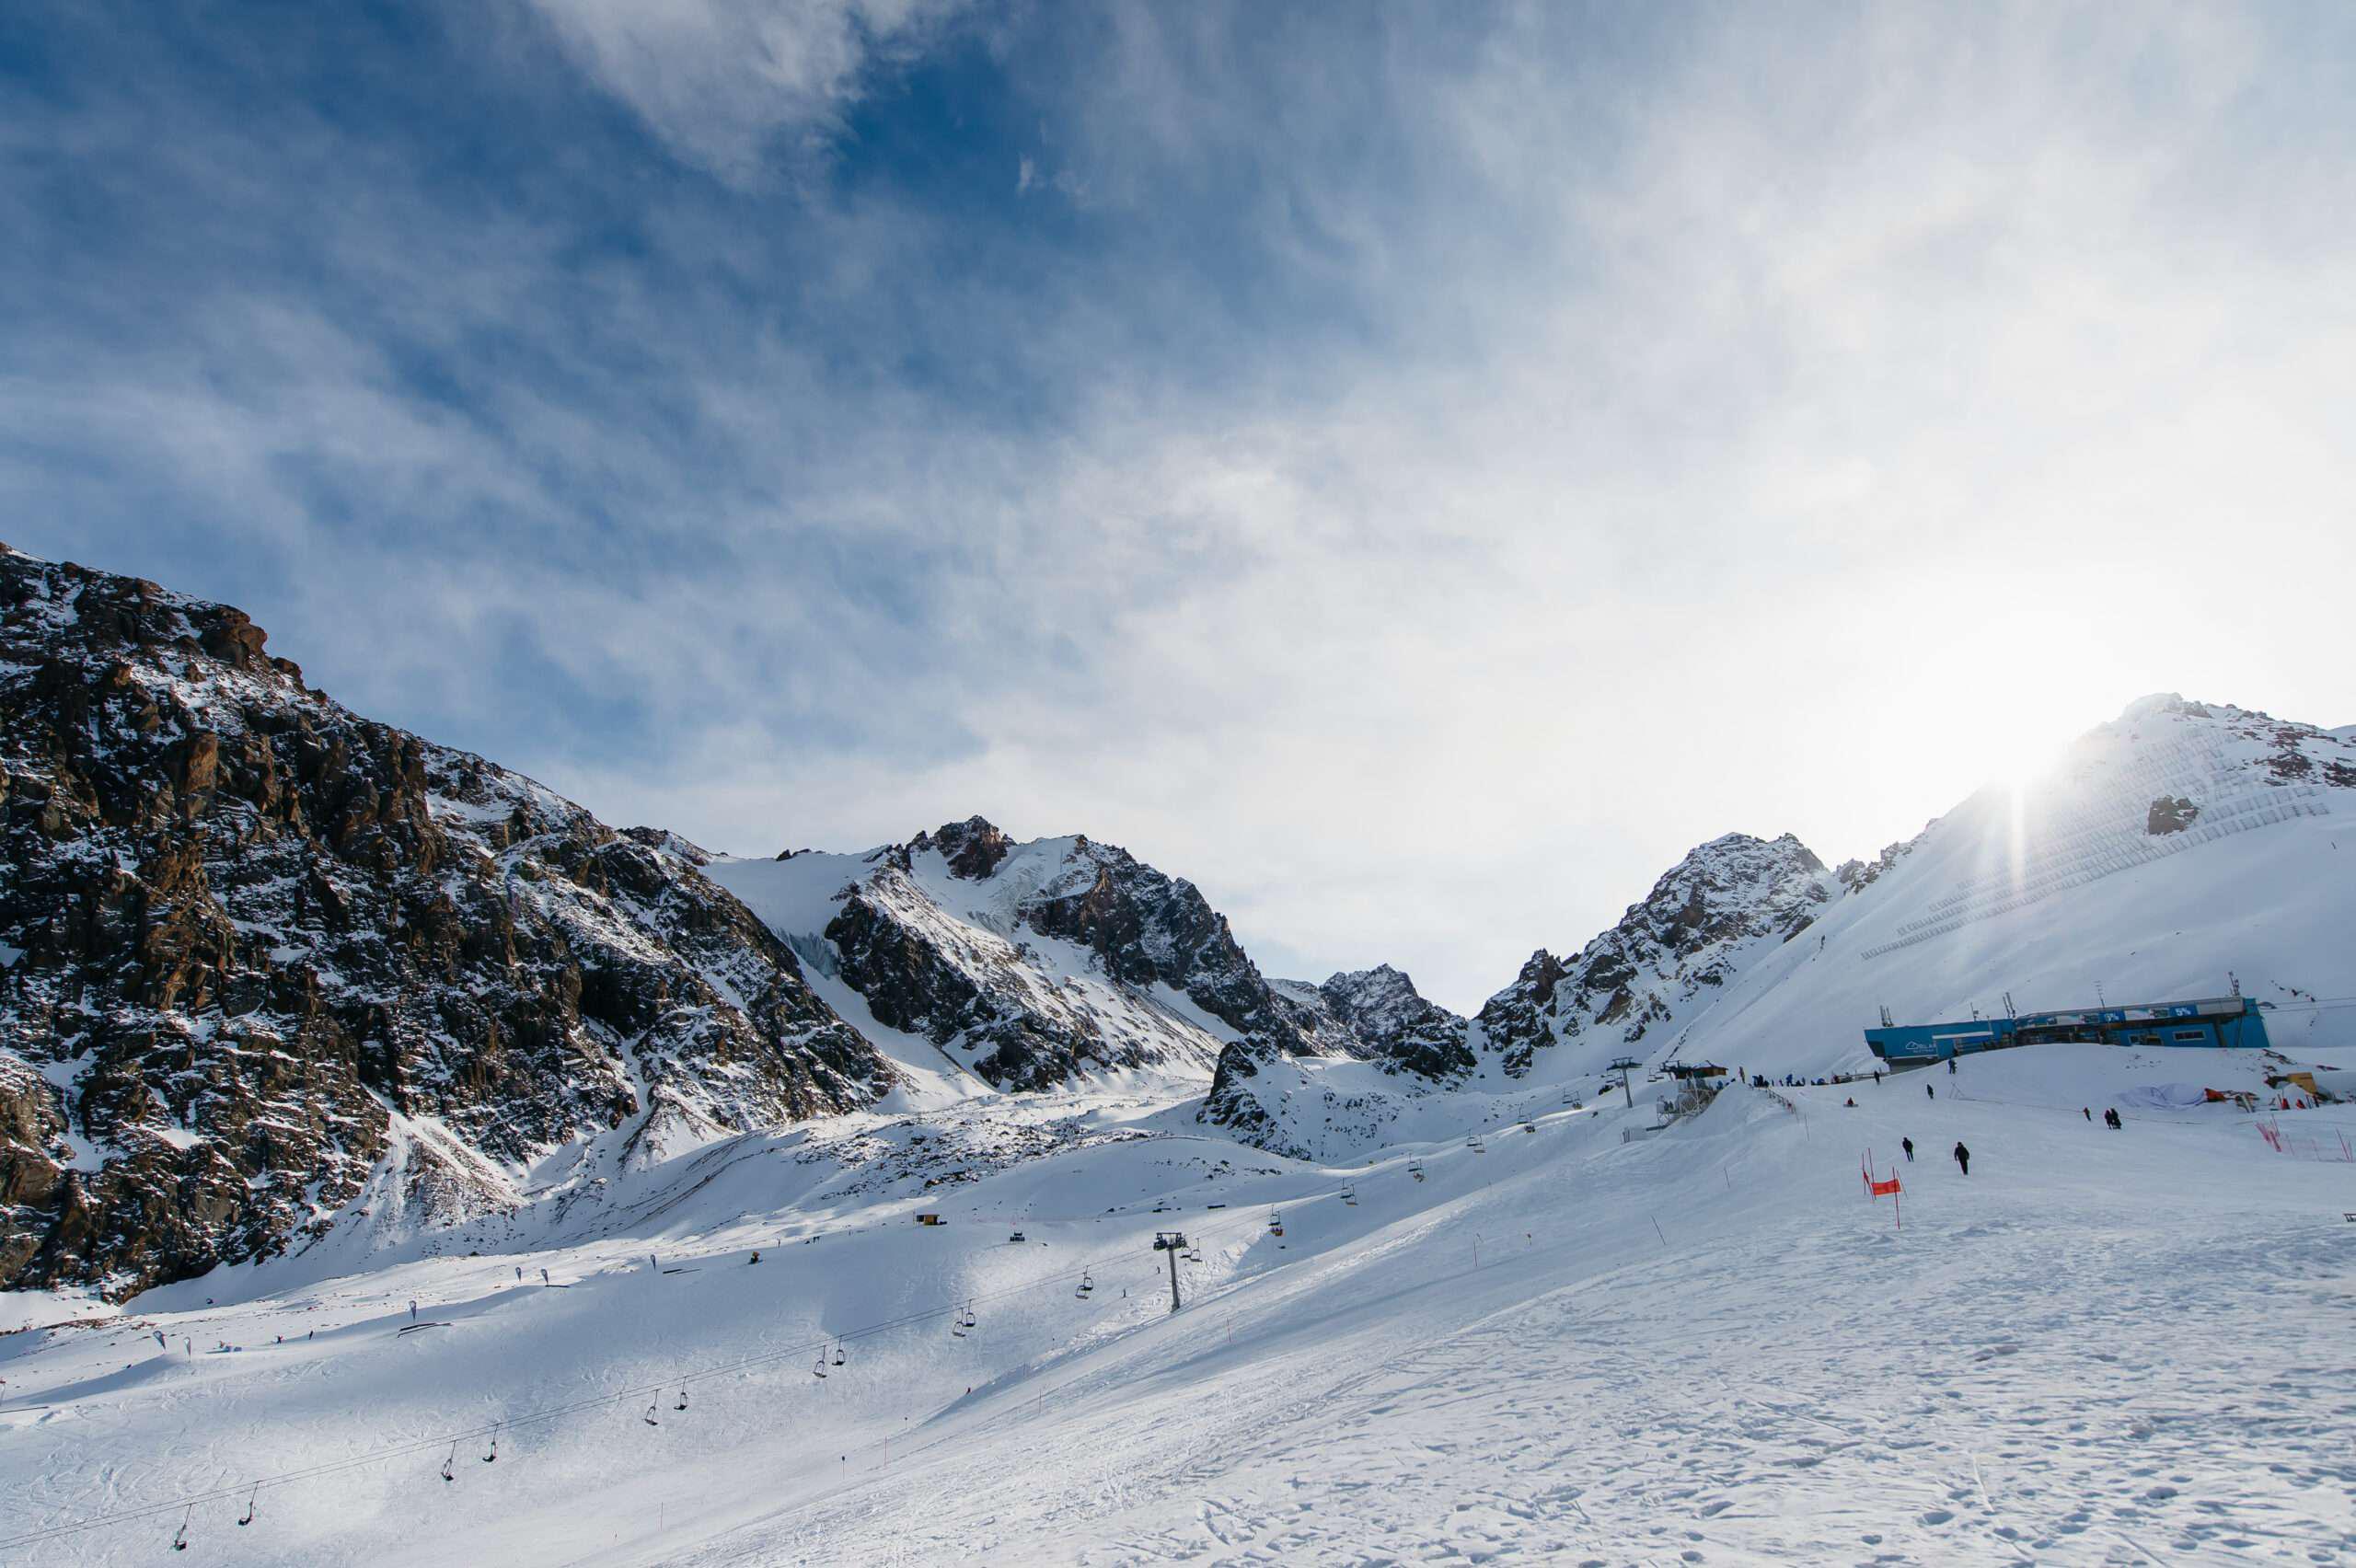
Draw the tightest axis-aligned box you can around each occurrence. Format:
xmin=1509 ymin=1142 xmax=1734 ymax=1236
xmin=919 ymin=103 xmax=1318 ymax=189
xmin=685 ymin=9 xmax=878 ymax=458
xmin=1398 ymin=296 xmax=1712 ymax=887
xmin=912 ymin=814 xmax=1012 ymax=880
xmin=1835 ymin=829 xmax=1927 ymax=894
xmin=711 ymin=819 xmax=1322 ymax=1097
xmin=621 ymin=825 xmax=715 ymax=867
xmin=1314 ymin=964 xmax=1473 ymax=1081
xmin=1471 ymin=830 xmax=1832 ymax=1078
xmin=0 ymin=546 xmax=894 ymax=1300
xmin=1651 ymin=832 xmax=1827 ymax=943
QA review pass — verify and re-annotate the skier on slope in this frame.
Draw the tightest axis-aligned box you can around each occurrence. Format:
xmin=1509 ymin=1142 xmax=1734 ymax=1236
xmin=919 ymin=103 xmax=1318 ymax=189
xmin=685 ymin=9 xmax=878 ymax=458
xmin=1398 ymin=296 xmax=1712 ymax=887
xmin=1901 ymin=1137 xmax=1914 ymax=1162
xmin=1952 ymin=1141 xmax=1970 ymax=1176
xmin=2083 ymin=1107 xmax=2092 ymax=1122
xmin=1926 ymin=1084 xmax=1934 ymax=1100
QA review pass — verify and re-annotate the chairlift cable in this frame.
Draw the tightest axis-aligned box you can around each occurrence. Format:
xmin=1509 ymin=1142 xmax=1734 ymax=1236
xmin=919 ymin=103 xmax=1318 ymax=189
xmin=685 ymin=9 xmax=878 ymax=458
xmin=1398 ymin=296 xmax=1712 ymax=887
xmin=0 ymin=1170 xmax=1412 ymax=1552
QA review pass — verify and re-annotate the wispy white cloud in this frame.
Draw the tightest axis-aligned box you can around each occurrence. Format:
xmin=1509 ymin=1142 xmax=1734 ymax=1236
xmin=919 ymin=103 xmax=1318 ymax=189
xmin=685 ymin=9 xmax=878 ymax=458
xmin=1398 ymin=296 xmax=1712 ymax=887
xmin=518 ymin=0 xmax=968 ymax=178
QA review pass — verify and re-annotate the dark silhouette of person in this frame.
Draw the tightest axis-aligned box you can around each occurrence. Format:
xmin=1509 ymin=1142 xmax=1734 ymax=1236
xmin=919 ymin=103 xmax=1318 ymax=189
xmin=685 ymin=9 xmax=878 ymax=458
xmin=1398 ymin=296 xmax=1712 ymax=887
xmin=1901 ymin=1137 xmax=1914 ymax=1162
xmin=1953 ymin=1141 xmax=1970 ymax=1175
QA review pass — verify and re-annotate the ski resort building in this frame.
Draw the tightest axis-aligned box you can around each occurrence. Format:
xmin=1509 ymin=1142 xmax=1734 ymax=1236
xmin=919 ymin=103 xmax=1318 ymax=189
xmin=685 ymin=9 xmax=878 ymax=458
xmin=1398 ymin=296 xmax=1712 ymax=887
xmin=1865 ymin=995 xmax=2269 ymax=1066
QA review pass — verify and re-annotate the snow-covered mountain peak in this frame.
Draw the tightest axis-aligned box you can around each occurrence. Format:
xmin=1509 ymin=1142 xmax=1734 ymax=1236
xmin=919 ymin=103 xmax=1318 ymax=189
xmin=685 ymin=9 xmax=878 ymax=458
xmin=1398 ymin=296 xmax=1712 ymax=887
xmin=710 ymin=820 xmax=1332 ymax=1098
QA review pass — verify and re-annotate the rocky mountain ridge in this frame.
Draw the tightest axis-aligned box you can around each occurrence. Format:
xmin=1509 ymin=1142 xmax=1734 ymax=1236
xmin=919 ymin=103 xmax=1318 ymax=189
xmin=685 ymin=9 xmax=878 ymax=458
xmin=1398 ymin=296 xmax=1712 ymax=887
xmin=1467 ymin=831 xmax=1833 ymax=1078
xmin=0 ymin=547 xmax=893 ymax=1300
xmin=708 ymin=819 xmax=1374 ymax=1096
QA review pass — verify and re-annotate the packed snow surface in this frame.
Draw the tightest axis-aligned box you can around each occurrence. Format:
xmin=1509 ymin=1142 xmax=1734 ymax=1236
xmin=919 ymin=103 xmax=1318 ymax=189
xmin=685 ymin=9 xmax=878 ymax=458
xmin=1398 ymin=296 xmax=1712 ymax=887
xmin=5 ymin=1044 xmax=2351 ymax=1565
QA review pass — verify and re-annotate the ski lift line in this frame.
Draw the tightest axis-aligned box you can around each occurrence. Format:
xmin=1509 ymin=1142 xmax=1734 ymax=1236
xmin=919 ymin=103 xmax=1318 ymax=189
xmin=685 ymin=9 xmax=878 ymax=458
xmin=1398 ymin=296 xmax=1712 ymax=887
xmin=34 ymin=1119 xmax=1609 ymax=1555
xmin=40 ymin=1113 xmax=1599 ymax=1551
xmin=0 ymin=1183 xmax=1375 ymax=1555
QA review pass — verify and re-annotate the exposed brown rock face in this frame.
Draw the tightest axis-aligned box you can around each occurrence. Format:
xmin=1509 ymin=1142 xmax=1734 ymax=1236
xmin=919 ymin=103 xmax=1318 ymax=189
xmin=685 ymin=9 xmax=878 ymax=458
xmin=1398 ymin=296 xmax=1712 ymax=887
xmin=0 ymin=546 xmax=893 ymax=1300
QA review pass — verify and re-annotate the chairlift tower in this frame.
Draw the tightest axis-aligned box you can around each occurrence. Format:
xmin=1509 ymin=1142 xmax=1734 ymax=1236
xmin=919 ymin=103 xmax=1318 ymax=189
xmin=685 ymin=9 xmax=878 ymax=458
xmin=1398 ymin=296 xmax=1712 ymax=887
xmin=1151 ymin=1231 xmax=1188 ymax=1313
xmin=1607 ymin=1056 xmax=1643 ymax=1110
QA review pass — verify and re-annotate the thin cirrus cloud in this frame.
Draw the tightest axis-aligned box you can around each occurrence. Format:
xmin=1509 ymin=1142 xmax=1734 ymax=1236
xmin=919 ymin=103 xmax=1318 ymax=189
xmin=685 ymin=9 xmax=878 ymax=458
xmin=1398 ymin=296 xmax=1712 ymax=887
xmin=520 ymin=0 xmax=972 ymax=179
xmin=2 ymin=3 xmax=2350 ymax=1012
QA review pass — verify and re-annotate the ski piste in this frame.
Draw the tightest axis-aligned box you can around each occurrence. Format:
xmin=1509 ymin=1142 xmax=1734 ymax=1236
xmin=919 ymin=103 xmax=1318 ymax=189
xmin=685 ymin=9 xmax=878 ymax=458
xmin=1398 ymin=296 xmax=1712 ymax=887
xmin=4 ymin=1039 xmax=2351 ymax=1563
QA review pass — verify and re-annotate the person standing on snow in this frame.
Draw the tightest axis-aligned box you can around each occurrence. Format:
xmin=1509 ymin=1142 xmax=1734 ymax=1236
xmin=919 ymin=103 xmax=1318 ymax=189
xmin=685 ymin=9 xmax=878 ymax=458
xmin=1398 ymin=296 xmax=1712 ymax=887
xmin=1901 ymin=1137 xmax=1914 ymax=1162
xmin=2083 ymin=1107 xmax=2092 ymax=1122
xmin=1952 ymin=1141 xmax=1970 ymax=1175
xmin=1926 ymin=1084 xmax=1934 ymax=1100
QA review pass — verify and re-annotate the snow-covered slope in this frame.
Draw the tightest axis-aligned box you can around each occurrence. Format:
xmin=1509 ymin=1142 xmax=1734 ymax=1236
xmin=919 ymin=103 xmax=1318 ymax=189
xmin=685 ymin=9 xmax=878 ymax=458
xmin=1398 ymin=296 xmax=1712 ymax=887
xmin=1206 ymin=697 xmax=2356 ymax=1159
xmin=5 ymin=1037 xmax=2349 ymax=1565
xmin=1678 ymin=695 xmax=2356 ymax=1078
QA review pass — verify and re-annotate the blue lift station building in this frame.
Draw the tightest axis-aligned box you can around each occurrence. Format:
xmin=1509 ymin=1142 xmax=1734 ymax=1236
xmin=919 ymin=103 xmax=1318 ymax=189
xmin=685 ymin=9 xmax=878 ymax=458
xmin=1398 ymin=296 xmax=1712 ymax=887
xmin=1865 ymin=995 xmax=2269 ymax=1066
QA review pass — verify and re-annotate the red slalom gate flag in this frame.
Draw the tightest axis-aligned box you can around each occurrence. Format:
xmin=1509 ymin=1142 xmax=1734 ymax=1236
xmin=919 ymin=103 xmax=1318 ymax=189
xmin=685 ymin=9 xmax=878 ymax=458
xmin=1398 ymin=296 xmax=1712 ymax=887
xmin=1869 ymin=1175 xmax=1902 ymax=1197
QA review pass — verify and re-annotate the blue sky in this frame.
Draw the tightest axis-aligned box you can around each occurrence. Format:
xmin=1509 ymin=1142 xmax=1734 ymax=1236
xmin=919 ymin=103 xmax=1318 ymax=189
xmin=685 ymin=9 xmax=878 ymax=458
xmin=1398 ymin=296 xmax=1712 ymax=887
xmin=6 ymin=2 xmax=2352 ymax=1009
